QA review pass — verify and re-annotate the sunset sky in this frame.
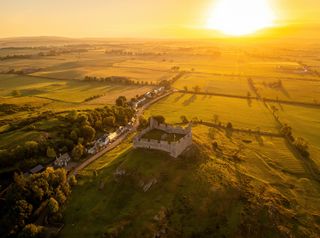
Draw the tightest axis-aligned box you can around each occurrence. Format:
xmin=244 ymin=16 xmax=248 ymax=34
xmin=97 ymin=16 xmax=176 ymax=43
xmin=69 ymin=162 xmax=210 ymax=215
xmin=0 ymin=0 xmax=319 ymax=38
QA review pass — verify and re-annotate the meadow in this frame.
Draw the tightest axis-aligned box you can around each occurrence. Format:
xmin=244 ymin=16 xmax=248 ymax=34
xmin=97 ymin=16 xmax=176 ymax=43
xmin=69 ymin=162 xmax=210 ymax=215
xmin=0 ymin=74 xmax=152 ymax=104
xmin=144 ymin=92 xmax=278 ymax=132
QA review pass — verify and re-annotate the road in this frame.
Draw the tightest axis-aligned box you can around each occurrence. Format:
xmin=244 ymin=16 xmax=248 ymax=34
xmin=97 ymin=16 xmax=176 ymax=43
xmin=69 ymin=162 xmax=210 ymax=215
xmin=72 ymin=90 xmax=173 ymax=175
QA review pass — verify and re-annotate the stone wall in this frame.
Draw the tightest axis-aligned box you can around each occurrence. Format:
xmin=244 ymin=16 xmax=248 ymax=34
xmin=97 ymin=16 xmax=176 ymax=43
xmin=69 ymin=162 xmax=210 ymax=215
xmin=133 ymin=118 xmax=192 ymax=158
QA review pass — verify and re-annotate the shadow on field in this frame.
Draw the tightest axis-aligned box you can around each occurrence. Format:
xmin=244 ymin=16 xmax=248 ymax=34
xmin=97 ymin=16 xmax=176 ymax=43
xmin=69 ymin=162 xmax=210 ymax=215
xmin=174 ymin=93 xmax=185 ymax=103
xmin=183 ymin=94 xmax=197 ymax=106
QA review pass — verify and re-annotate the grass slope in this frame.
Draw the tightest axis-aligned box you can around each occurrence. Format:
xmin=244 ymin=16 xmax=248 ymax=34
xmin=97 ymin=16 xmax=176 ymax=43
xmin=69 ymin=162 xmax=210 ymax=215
xmin=61 ymin=125 xmax=320 ymax=238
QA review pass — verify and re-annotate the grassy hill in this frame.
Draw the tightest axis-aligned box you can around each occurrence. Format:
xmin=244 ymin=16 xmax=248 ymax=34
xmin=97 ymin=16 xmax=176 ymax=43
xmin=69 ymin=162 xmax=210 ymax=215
xmin=61 ymin=125 xmax=320 ymax=238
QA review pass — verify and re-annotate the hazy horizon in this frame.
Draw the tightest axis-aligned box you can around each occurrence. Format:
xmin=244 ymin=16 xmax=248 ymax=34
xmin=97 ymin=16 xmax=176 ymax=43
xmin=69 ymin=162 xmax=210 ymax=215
xmin=1 ymin=0 xmax=320 ymax=39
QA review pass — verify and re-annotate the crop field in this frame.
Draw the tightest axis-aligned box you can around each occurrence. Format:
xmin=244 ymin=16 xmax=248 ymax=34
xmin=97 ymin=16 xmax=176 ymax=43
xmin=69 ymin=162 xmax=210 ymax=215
xmin=274 ymin=104 xmax=320 ymax=147
xmin=144 ymin=92 xmax=277 ymax=132
xmin=0 ymin=74 xmax=152 ymax=104
xmin=271 ymin=103 xmax=320 ymax=167
xmin=173 ymin=72 xmax=250 ymax=96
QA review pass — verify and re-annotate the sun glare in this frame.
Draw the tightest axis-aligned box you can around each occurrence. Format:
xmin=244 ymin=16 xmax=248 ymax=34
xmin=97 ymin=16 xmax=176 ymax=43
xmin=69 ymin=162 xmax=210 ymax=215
xmin=207 ymin=0 xmax=275 ymax=36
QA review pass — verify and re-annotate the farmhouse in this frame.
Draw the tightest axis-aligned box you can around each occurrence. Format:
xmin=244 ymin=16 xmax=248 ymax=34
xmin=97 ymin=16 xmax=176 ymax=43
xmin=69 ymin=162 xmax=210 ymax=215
xmin=133 ymin=118 xmax=192 ymax=158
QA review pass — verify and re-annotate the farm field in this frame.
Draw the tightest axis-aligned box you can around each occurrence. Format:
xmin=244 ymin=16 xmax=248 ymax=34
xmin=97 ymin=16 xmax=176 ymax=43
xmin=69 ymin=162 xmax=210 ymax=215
xmin=144 ymin=92 xmax=278 ymax=132
xmin=173 ymin=72 xmax=320 ymax=103
xmin=173 ymin=72 xmax=249 ymax=96
xmin=272 ymin=103 xmax=320 ymax=167
xmin=31 ymin=54 xmax=172 ymax=80
xmin=254 ymin=78 xmax=320 ymax=103
xmin=274 ymin=104 xmax=320 ymax=148
xmin=1 ymin=38 xmax=320 ymax=237
xmin=61 ymin=125 xmax=320 ymax=237
xmin=0 ymin=74 xmax=152 ymax=104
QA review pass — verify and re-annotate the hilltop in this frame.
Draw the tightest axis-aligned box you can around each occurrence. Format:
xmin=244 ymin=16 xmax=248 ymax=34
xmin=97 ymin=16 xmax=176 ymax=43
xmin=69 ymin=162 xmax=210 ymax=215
xmin=61 ymin=125 xmax=320 ymax=238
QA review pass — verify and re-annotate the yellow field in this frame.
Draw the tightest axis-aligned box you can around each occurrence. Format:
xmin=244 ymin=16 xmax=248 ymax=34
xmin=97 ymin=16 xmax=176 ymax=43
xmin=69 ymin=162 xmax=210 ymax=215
xmin=145 ymin=92 xmax=278 ymax=132
xmin=0 ymin=74 xmax=152 ymax=104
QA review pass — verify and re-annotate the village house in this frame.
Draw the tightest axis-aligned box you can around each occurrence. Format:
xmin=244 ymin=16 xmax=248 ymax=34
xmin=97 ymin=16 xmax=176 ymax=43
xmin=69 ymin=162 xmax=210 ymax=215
xmin=54 ymin=153 xmax=71 ymax=168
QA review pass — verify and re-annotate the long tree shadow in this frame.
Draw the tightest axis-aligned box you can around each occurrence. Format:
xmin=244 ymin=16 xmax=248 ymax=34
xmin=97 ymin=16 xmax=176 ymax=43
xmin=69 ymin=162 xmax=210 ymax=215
xmin=174 ymin=93 xmax=185 ymax=103
xmin=183 ymin=94 xmax=197 ymax=106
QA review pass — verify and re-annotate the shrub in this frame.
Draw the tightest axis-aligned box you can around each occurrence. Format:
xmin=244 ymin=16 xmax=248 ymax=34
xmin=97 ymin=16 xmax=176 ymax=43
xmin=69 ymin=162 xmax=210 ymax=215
xmin=46 ymin=147 xmax=56 ymax=158
xmin=18 ymin=224 xmax=43 ymax=238
xmin=48 ymin=197 xmax=59 ymax=214
xmin=72 ymin=144 xmax=84 ymax=160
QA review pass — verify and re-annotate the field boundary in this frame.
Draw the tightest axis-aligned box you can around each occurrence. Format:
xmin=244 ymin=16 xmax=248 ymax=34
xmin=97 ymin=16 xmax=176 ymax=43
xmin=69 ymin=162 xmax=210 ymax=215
xmin=178 ymin=90 xmax=320 ymax=109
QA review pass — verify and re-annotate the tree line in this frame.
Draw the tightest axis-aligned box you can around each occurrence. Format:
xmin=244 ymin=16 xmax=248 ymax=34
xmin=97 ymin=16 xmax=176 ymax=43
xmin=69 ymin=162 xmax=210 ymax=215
xmin=0 ymin=103 xmax=135 ymax=170
xmin=0 ymin=168 xmax=77 ymax=237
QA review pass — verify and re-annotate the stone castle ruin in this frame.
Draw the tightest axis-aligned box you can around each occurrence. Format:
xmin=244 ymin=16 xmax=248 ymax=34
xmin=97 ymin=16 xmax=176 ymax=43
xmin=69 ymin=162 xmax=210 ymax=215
xmin=133 ymin=118 xmax=193 ymax=158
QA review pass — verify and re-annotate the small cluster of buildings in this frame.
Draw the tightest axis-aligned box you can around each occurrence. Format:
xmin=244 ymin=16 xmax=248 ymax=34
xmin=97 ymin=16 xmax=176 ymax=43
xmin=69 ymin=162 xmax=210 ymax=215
xmin=133 ymin=86 xmax=165 ymax=109
xmin=27 ymin=86 xmax=167 ymax=175
xmin=86 ymin=117 xmax=136 ymax=155
xmin=28 ymin=153 xmax=72 ymax=175
xmin=54 ymin=153 xmax=71 ymax=168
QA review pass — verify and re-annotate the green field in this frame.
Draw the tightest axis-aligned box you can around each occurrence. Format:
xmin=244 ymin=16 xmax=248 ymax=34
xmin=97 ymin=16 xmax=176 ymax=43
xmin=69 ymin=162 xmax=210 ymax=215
xmin=144 ymin=92 xmax=278 ymax=132
xmin=61 ymin=125 xmax=320 ymax=237
xmin=275 ymin=104 xmax=320 ymax=147
xmin=272 ymin=103 xmax=320 ymax=167
xmin=0 ymin=74 xmax=152 ymax=104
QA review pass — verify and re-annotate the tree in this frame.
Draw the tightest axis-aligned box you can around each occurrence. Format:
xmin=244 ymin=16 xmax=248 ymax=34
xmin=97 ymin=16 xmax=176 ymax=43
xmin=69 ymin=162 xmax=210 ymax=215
xmin=69 ymin=175 xmax=77 ymax=187
xmin=281 ymin=124 xmax=294 ymax=141
xmin=77 ymin=114 xmax=88 ymax=125
xmin=55 ymin=188 xmax=67 ymax=204
xmin=13 ymin=200 xmax=33 ymax=228
xmin=81 ymin=125 xmax=95 ymax=142
xmin=70 ymin=129 xmax=78 ymax=142
xmin=294 ymin=137 xmax=309 ymax=158
xmin=116 ymin=96 xmax=127 ymax=107
xmin=213 ymin=114 xmax=219 ymax=124
xmin=94 ymin=120 xmax=102 ymax=130
xmin=159 ymin=79 xmax=171 ymax=89
xmin=2 ymin=168 xmax=71 ymax=236
xmin=192 ymin=85 xmax=200 ymax=93
xmin=138 ymin=116 xmax=148 ymax=129
xmin=212 ymin=141 xmax=218 ymax=151
xmin=66 ymin=110 xmax=78 ymax=122
xmin=72 ymin=144 xmax=84 ymax=160
xmin=48 ymin=197 xmax=59 ymax=214
xmin=180 ymin=115 xmax=189 ymax=124
xmin=18 ymin=224 xmax=43 ymax=238
xmin=226 ymin=122 xmax=233 ymax=130
xmin=46 ymin=147 xmax=56 ymax=158
xmin=103 ymin=116 xmax=116 ymax=127
xmin=11 ymin=90 xmax=21 ymax=97
xmin=152 ymin=115 xmax=165 ymax=124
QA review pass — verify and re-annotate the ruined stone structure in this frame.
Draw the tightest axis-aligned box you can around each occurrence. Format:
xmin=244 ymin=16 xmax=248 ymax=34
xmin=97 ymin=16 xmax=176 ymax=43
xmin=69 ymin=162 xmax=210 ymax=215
xmin=133 ymin=118 xmax=192 ymax=158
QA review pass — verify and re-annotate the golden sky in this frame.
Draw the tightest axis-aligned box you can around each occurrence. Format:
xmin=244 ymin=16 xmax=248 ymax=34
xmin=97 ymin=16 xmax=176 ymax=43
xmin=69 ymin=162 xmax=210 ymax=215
xmin=0 ymin=0 xmax=319 ymax=38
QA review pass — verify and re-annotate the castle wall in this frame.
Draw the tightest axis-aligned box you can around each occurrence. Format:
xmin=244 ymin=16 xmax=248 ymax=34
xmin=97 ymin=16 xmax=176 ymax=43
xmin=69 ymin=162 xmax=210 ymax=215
xmin=133 ymin=118 xmax=192 ymax=158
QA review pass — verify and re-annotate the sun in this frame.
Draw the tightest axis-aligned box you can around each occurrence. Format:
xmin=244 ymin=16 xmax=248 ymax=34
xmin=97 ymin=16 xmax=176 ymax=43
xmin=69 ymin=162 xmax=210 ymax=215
xmin=207 ymin=0 xmax=275 ymax=36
